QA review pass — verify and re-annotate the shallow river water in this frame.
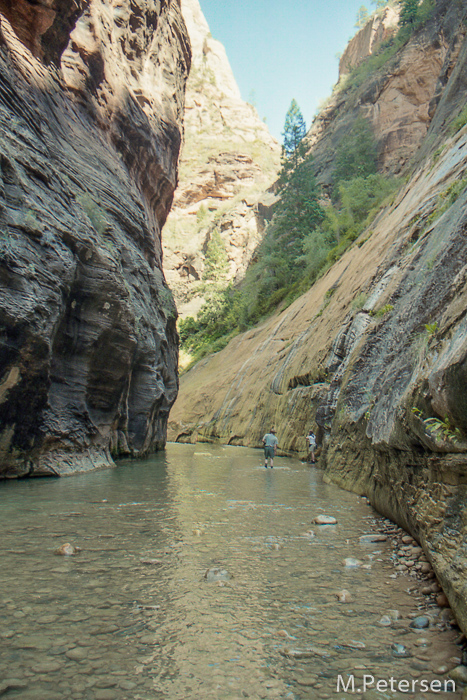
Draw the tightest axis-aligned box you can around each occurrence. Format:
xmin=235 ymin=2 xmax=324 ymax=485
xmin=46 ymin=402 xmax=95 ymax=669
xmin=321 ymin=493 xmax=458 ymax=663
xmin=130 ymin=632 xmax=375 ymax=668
xmin=0 ymin=443 xmax=462 ymax=699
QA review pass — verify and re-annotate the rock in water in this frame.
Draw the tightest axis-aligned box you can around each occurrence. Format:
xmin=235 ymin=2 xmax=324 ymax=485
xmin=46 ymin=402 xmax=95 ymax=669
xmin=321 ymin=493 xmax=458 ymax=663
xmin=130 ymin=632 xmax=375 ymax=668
xmin=314 ymin=515 xmax=337 ymax=525
xmin=343 ymin=558 xmax=362 ymax=568
xmin=410 ymin=616 xmax=430 ymax=629
xmin=0 ymin=0 xmax=190 ymax=477
xmin=204 ymin=568 xmax=231 ymax=582
xmin=55 ymin=543 xmax=80 ymax=556
xmin=391 ymin=643 xmax=412 ymax=658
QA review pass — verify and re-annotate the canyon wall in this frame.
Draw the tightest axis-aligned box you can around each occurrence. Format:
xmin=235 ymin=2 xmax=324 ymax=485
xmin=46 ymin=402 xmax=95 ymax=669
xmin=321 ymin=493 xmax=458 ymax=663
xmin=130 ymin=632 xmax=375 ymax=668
xmin=162 ymin=0 xmax=280 ymax=322
xmin=169 ymin=0 xmax=467 ymax=630
xmin=0 ymin=0 xmax=190 ymax=477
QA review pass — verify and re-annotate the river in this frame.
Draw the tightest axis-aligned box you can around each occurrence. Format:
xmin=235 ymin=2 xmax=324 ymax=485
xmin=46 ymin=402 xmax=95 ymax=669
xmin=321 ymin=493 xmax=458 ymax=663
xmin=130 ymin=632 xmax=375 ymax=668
xmin=0 ymin=443 xmax=461 ymax=699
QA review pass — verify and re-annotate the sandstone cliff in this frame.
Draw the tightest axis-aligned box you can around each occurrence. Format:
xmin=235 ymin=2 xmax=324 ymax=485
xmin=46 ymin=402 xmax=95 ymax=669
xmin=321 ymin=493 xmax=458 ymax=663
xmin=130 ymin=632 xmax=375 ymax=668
xmin=0 ymin=0 xmax=190 ymax=477
xmin=169 ymin=0 xmax=467 ymax=630
xmin=162 ymin=0 xmax=280 ymax=320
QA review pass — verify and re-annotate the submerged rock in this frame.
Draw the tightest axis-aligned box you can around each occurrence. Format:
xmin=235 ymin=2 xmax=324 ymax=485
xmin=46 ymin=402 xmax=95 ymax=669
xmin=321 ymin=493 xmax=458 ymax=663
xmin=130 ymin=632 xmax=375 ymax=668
xmin=410 ymin=616 xmax=430 ymax=629
xmin=391 ymin=643 xmax=412 ymax=658
xmin=314 ymin=515 xmax=337 ymax=525
xmin=54 ymin=543 xmax=81 ymax=556
xmin=204 ymin=567 xmax=231 ymax=582
xmin=343 ymin=557 xmax=362 ymax=568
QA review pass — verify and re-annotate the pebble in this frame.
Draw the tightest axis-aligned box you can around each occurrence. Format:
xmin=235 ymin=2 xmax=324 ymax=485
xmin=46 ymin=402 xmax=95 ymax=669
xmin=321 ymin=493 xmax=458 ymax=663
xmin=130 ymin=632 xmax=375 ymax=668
xmin=294 ymin=674 xmax=318 ymax=687
xmin=359 ymin=534 xmax=387 ymax=543
xmin=391 ymin=643 xmax=412 ymax=658
xmin=204 ymin=567 xmax=231 ymax=582
xmin=336 ymin=589 xmax=352 ymax=602
xmin=31 ymin=661 xmax=62 ymax=673
xmin=436 ymin=593 xmax=449 ymax=607
xmin=314 ymin=515 xmax=337 ymax=525
xmin=433 ymin=665 xmax=450 ymax=675
xmin=302 ymin=529 xmax=315 ymax=538
xmin=378 ymin=615 xmax=392 ymax=627
xmin=343 ymin=558 xmax=362 ymax=568
xmin=0 ymin=680 xmax=28 ymax=694
xmin=402 ymin=535 xmax=415 ymax=545
xmin=449 ymin=666 xmax=467 ymax=684
xmin=414 ymin=637 xmax=431 ymax=647
xmin=410 ymin=616 xmax=430 ymax=629
xmin=54 ymin=543 xmax=81 ymax=556
xmin=95 ymin=678 xmax=118 ymax=688
xmin=66 ymin=647 xmax=88 ymax=661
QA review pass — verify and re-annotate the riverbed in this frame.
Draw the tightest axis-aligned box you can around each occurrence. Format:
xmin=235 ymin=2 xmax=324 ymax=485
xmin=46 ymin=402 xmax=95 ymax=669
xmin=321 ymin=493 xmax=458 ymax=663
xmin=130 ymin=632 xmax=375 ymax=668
xmin=0 ymin=443 xmax=462 ymax=699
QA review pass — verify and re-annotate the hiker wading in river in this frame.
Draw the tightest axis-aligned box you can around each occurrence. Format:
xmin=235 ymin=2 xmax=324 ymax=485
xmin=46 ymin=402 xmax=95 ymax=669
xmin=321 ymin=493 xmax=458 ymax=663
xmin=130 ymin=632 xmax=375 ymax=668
xmin=262 ymin=428 xmax=278 ymax=468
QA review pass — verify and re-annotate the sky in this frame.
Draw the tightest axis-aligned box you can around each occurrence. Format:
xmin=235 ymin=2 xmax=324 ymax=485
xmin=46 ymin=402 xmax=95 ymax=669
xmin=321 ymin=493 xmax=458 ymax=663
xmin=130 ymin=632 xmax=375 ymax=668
xmin=199 ymin=0 xmax=374 ymax=143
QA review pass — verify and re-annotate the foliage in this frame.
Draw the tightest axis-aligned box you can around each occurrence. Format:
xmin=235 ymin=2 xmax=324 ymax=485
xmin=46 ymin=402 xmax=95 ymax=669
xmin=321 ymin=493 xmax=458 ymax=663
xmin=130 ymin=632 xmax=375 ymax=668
xmin=424 ymin=175 xmax=467 ymax=229
xmin=355 ymin=5 xmax=369 ymax=27
xmin=449 ymin=105 xmax=467 ymax=136
xmin=178 ymin=109 xmax=400 ymax=366
xmin=203 ymin=229 xmax=228 ymax=282
xmin=424 ymin=416 xmax=461 ymax=442
xmin=332 ymin=117 xmax=378 ymax=186
xmin=372 ymin=303 xmax=394 ymax=317
xmin=399 ymin=0 xmax=419 ymax=26
xmin=424 ymin=321 xmax=438 ymax=336
xmin=412 ymin=407 xmax=462 ymax=443
xmin=77 ymin=193 xmax=109 ymax=236
xmin=282 ymin=99 xmax=307 ymax=166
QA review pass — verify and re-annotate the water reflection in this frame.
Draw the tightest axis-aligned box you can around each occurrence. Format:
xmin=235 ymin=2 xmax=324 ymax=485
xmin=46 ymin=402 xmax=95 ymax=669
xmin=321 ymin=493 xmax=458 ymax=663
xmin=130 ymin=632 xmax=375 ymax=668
xmin=0 ymin=443 xmax=461 ymax=699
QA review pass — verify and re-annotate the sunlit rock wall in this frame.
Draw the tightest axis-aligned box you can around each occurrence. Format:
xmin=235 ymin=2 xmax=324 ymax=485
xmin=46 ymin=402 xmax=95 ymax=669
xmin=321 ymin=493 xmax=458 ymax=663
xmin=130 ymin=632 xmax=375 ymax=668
xmin=162 ymin=0 xmax=280 ymax=320
xmin=169 ymin=0 xmax=467 ymax=631
xmin=0 ymin=0 xmax=190 ymax=477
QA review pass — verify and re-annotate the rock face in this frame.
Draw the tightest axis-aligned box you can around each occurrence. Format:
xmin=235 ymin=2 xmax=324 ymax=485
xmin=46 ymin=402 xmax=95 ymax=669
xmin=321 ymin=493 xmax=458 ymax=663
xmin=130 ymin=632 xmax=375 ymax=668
xmin=0 ymin=0 xmax=190 ymax=477
xmin=338 ymin=6 xmax=399 ymax=78
xmin=308 ymin=0 xmax=466 ymax=180
xmin=169 ymin=1 xmax=467 ymax=631
xmin=162 ymin=0 xmax=280 ymax=320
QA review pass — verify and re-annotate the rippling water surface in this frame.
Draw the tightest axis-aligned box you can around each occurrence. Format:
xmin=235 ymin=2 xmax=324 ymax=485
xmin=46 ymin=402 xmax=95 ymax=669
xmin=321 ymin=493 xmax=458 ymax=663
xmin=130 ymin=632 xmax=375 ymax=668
xmin=0 ymin=444 xmax=461 ymax=699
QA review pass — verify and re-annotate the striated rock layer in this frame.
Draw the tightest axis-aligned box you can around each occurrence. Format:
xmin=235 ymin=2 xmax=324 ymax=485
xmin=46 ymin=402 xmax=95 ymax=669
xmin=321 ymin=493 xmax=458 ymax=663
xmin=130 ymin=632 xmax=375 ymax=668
xmin=0 ymin=0 xmax=190 ymax=477
xmin=169 ymin=1 xmax=467 ymax=631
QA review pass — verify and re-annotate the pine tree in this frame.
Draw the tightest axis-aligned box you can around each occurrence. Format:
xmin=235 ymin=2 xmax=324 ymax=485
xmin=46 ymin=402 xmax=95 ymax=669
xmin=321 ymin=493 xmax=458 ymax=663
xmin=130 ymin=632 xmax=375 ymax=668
xmin=282 ymin=99 xmax=307 ymax=166
xmin=355 ymin=5 xmax=369 ymax=28
xmin=399 ymin=0 xmax=419 ymax=25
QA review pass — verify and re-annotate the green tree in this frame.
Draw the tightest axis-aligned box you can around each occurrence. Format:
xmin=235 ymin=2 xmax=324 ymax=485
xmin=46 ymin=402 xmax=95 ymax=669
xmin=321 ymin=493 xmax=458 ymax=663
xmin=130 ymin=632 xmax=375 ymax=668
xmin=282 ymin=99 xmax=307 ymax=165
xmin=203 ymin=229 xmax=228 ymax=282
xmin=333 ymin=116 xmax=378 ymax=186
xmin=355 ymin=5 xmax=369 ymax=27
xmin=371 ymin=0 xmax=389 ymax=8
xmin=399 ymin=0 xmax=419 ymax=25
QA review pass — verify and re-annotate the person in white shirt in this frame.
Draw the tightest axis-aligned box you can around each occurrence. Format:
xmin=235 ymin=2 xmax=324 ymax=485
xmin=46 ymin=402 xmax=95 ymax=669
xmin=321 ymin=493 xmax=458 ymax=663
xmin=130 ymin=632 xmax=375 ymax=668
xmin=306 ymin=430 xmax=316 ymax=464
xmin=262 ymin=428 xmax=278 ymax=468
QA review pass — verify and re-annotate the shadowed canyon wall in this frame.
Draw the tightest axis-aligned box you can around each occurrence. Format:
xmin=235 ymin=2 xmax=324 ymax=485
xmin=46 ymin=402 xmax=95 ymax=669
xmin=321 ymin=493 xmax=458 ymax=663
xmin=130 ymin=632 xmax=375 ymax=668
xmin=169 ymin=0 xmax=467 ymax=631
xmin=0 ymin=0 xmax=190 ymax=477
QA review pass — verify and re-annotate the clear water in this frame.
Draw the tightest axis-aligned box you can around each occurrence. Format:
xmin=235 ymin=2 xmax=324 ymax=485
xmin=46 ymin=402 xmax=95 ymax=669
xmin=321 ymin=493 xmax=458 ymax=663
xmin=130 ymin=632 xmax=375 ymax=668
xmin=0 ymin=443 xmax=461 ymax=699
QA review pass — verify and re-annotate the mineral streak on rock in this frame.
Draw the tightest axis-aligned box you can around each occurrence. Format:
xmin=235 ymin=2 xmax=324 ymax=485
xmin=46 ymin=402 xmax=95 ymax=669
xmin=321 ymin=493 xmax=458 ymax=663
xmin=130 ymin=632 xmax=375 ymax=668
xmin=0 ymin=0 xmax=191 ymax=476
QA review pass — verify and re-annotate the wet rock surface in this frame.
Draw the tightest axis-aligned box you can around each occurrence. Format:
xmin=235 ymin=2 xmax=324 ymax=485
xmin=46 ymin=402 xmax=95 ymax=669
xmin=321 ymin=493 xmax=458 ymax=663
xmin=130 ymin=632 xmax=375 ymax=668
xmin=0 ymin=0 xmax=189 ymax=476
